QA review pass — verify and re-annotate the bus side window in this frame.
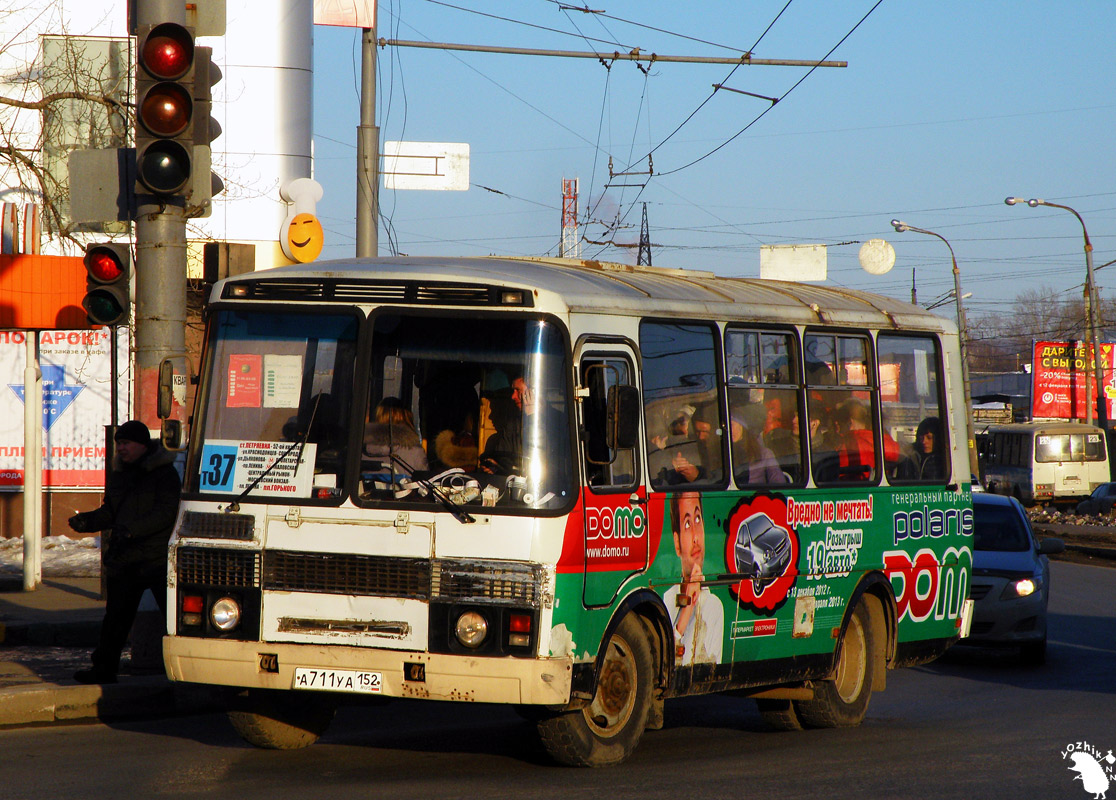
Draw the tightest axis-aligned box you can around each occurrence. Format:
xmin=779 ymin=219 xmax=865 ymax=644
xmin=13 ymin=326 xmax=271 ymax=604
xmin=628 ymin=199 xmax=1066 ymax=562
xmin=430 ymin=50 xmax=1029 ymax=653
xmin=580 ymin=358 xmax=638 ymax=490
xmin=639 ymin=321 xmax=725 ymax=491
xmin=807 ymin=332 xmax=884 ymax=485
xmin=878 ymin=333 xmax=949 ymax=484
xmin=724 ymin=327 xmax=803 ymax=486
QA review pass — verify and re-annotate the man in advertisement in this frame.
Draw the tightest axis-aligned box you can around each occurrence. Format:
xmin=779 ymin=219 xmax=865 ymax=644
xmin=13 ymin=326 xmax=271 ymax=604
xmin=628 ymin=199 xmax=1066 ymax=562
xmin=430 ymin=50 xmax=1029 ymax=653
xmin=662 ymin=492 xmax=724 ymax=665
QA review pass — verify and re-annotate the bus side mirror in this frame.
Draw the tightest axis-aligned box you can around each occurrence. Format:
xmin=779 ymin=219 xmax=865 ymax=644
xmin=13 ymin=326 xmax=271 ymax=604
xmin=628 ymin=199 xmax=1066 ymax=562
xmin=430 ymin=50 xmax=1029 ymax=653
xmin=607 ymin=385 xmax=640 ymax=450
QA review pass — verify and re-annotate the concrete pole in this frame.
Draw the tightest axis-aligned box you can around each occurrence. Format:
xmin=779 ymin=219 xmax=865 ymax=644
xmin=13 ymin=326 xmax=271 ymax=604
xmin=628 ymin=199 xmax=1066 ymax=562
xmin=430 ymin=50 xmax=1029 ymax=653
xmin=22 ymin=335 xmax=41 ymax=591
xmin=356 ymin=22 xmax=379 ymax=257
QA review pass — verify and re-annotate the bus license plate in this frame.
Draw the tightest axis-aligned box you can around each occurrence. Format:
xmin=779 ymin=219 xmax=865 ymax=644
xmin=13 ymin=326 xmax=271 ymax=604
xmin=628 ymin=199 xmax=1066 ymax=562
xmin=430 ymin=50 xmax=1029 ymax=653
xmin=293 ymin=667 xmax=382 ymax=694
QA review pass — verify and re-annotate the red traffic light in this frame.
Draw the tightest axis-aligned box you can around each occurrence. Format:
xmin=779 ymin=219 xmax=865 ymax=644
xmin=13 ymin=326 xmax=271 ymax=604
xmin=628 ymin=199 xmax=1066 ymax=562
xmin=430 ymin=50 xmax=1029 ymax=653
xmin=83 ymin=243 xmax=130 ymax=326
xmin=85 ymin=249 xmax=124 ymax=283
xmin=140 ymin=23 xmax=194 ymax=80
xmin=139 ymin=83 xmax=192 ymax=137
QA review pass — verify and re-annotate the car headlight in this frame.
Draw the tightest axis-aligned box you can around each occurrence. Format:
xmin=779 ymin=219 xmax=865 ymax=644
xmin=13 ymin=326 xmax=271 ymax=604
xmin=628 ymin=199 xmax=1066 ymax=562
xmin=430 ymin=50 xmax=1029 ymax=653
xmin=1001 ymin=577 xmax=1040 ymax=600
xmin=210 ymin=596 xmax=242 ymax=631
xmin=454 ymin=610 xmax=488 ymax=648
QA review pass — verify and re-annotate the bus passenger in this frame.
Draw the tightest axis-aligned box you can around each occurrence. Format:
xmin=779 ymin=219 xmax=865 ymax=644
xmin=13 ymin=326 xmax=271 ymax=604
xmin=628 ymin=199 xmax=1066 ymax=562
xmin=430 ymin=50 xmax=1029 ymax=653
xmin=834 ymin=398 xmax=899 ymax=481
xmin=364 ymin=397 xmax=427 ymax=476
xmin=663 ymin=492 xmax=724 ymax=665
xmin=651 ymin=403 xmax=720 ymax=485
xmin=731 ymin=404 xmax=786 ymax=485
xmin=900 ymin=416 xmax=944 ymax=480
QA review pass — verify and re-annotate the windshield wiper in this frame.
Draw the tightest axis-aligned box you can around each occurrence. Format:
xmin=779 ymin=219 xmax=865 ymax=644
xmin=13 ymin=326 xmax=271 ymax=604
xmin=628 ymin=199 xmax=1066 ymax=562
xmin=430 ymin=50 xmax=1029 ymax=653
xmin=225 ymin=394 xmax=322 ymax=513
xmin=388 ymin=452 xmax=475 ymax=524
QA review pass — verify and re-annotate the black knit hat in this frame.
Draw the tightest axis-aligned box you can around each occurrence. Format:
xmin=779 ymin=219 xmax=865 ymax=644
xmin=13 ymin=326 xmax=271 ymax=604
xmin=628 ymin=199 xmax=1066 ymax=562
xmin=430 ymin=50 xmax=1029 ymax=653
xmin=114 ymin=420 xmax=152 ymax=446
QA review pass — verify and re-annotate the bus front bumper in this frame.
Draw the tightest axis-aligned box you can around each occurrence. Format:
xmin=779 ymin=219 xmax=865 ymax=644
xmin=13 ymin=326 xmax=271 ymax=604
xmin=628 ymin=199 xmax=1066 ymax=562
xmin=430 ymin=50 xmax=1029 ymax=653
xmin=163 ymin=635 xmax=573 ymax=706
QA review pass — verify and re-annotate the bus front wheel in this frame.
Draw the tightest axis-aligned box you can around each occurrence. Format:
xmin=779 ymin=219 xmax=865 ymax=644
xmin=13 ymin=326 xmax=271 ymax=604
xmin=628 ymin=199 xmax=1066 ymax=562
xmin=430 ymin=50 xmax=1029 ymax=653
xmin=536 ymin=614 xmax=655 ymax=767
xmin=795 ymin=601 xmax=876 ymax=728
xmin=227 ymin=689 xmax=336 ymax=750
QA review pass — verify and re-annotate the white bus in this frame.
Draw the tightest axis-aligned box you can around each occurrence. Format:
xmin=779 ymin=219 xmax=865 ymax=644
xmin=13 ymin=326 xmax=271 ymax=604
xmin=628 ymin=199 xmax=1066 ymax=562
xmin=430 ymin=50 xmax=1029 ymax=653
xmin=164 ymin=257 xmax=973 ymax=766
xmin=979 ymin=421 xmax=1110 ymax=505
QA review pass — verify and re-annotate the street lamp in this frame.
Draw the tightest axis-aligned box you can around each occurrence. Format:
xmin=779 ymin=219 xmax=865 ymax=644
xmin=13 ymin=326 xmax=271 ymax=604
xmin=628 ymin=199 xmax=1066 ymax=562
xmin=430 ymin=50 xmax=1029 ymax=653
xmin=1005 ymin=197 xmax=1107 ymax=428
xmin=891 ymin=219 xmax=980 ymax=477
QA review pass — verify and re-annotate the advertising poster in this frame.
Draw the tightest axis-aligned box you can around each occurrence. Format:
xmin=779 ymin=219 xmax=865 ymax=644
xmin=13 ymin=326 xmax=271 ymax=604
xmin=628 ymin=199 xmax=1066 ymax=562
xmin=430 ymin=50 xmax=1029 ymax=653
xmin=0 ymin=329 xmax=129 ymax=488
xmin=1031 ymin=340 xmax=1116 ymax=420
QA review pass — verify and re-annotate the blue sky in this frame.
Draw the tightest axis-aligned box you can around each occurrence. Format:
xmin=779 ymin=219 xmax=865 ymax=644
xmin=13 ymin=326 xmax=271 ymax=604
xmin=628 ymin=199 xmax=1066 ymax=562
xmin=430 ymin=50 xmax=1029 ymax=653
xmin=310 ymin=1 xmax=1116 ymax=322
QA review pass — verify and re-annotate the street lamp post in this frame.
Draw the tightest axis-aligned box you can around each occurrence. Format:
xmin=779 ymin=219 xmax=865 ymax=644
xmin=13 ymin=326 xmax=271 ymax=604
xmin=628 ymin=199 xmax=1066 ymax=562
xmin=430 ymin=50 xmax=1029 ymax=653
xmin=891 ymin=219 xmax=980 ymax=478
xmin=1005 ymin=197 xmax=1107 ymax=428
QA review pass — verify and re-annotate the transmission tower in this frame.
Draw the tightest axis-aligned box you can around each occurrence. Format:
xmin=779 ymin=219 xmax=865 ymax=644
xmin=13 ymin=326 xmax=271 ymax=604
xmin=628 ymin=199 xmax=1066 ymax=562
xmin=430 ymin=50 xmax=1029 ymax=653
xmin=560 ymin=178 xmax=580 ymax=258
xmin=637 ymin=203 xmax=652 ymax=266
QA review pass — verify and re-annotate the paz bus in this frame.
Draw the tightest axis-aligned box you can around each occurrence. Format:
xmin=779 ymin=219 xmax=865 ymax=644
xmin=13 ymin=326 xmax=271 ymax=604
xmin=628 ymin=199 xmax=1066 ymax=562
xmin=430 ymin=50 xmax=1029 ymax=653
xmin=163 ymin=256 xmax=973 ymax=767
xmin=979 ymin=420 xmax=1110 ymax=506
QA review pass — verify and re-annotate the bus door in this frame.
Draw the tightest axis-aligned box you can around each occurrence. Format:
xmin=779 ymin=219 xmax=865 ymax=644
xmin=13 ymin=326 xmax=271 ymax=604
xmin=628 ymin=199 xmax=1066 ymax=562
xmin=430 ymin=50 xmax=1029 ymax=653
xmin=576 ymin=343 xmax=650 ymax=607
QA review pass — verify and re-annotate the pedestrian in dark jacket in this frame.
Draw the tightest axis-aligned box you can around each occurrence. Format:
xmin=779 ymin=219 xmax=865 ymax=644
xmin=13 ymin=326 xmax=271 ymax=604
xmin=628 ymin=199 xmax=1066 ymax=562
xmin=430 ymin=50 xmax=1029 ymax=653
xmin=68 ymin=420 xmax=181 ymax=684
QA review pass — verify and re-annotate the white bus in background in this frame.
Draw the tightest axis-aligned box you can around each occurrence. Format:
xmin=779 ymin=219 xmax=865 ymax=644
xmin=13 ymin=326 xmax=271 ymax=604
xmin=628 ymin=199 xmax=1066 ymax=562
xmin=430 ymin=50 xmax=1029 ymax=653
xmin=980 ymin=421 xmax=1111 ymax=506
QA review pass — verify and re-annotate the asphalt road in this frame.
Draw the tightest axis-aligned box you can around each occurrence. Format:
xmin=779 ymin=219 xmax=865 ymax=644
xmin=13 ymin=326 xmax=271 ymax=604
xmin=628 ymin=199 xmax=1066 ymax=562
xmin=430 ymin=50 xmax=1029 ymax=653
xmin=0 ymin=560 xmax=1111 ymax=800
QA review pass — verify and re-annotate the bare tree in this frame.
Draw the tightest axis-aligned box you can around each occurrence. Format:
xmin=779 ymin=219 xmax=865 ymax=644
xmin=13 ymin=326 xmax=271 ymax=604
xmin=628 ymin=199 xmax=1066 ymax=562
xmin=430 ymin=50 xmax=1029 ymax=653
xmin=0 ymin=4 xmax=131 ymax=247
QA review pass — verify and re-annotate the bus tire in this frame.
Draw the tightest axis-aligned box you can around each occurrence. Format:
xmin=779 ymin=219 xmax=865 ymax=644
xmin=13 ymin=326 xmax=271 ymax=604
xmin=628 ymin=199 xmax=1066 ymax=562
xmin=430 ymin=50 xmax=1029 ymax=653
xmin=227 ymin=690 xmax=335 ymax=750
xmin=795 ymin=601 xmax=876 ymax=729
xmin=536 ymin=614 xmax=654 ymax=767
xmin=756 ymin=698 xmax=804 ymax=731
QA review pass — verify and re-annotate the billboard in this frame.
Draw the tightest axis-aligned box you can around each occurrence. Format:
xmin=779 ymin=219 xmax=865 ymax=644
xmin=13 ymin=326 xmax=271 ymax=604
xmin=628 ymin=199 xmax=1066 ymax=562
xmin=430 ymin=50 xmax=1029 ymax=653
xmin=1031 ymin=340 xmax=1116 ymax=420
xmin=0 ymin=329 xmax=129 ymax=488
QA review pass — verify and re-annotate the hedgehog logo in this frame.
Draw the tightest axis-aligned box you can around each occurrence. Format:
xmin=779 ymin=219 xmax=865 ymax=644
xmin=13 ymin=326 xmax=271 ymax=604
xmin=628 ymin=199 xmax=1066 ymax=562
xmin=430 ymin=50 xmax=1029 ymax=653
xmin=1063 ymin=743 xmax=1116 ymax=799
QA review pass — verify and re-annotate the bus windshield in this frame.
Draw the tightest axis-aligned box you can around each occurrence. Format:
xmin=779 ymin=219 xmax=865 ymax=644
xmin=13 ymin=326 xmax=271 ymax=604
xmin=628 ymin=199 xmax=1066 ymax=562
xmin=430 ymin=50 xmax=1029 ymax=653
xmin=189 ymin=308 xmax=360 ymax=500
xmin=361 ymin=312 xmax=574 ymax=510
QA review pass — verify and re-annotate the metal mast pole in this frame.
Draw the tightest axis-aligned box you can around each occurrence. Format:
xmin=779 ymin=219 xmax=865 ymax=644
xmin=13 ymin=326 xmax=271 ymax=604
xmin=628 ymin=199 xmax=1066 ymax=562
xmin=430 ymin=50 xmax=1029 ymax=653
xmin=356 ymin=11 xmax=379 ymax=258
xmin=134 ymin=0 xmax=187 ymax=428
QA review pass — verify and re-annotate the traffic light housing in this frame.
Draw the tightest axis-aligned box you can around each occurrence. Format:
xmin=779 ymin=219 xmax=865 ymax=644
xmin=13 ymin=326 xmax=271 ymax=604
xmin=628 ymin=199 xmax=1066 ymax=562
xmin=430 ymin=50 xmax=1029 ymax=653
xmin=190 ymin=45 xmax=224 ymax=211
xmin=135 ymin=22 xmax=196 ymax=200
xmin=83 ymin=243 xmax=130 ymax=326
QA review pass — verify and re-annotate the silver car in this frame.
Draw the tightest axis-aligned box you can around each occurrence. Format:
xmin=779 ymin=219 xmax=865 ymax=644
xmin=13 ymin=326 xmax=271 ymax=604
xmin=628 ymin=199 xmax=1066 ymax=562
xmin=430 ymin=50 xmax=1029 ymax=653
xmin=967 ymin=493 xmax=1064 ymax=664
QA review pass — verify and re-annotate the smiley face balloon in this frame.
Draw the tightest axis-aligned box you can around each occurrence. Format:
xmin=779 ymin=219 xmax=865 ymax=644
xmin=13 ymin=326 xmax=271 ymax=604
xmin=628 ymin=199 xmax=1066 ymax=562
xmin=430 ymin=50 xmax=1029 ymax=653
xmin=285 ymin=213 xmax=324 ymax=263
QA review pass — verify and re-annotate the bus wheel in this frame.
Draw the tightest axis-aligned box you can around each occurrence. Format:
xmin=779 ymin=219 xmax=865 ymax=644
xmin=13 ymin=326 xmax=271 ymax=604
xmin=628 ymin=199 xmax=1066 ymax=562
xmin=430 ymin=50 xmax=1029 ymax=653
xmin=536 ymin=614 xmax=654 ymax=767
xmin=756 ymin=698 xmax=804 ymax=731
xmin=795 ymin=601 xmax=876 ymax=728
xmin=227 ymin=689 xmax=335 ymax=750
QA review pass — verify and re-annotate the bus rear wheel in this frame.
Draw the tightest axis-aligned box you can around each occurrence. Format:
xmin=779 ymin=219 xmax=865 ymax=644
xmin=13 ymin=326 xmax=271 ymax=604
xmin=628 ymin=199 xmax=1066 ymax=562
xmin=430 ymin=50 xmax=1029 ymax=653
xmin=536 ymin=614 xmax=654 ymax=767
xmin=795 ymin=601 xmax=876 ymax=728
xmin=227 ymin=689 xmax=336 ymax=750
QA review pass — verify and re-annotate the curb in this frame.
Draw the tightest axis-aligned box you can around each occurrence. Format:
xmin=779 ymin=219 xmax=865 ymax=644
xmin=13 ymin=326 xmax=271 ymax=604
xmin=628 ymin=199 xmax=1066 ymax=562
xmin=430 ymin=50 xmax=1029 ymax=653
xmin=0 ymin=678 xmax=225 ymax=728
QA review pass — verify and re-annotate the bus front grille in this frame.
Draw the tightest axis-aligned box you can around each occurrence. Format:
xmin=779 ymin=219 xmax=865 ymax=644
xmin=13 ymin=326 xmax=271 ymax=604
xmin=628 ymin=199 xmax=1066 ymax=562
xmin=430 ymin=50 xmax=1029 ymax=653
xmin=431 ymin=560 xmax=545 ymax=607
xmin=178 ymin=511 xmax=255 ymax=541
xmin=175 ymin=547 xmax=544 ymax=608
xmin=264 ymin=551 xmax=430 ymax=598
xmin=177 ymin=546 xmax=261 ymax=588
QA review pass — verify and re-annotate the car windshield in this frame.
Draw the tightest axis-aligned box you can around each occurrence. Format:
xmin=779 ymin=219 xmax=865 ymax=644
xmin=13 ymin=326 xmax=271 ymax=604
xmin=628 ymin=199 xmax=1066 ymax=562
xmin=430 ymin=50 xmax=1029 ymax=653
xmin=973 ymin=503 xmax=1032 ymax=552
xmin=187 ymin=309 xmax=360 ymax=501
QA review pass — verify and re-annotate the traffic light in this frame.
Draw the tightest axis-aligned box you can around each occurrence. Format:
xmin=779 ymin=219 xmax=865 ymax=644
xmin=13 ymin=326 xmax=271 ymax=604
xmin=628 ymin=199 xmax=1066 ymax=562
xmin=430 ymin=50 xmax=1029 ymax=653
xmin=83 ymin=243 xmax=130 ymax=326
xmin=190 ymin=45 xmax=224 ymax=210
xmin=135 ymin=22 xmax=196 ymax=200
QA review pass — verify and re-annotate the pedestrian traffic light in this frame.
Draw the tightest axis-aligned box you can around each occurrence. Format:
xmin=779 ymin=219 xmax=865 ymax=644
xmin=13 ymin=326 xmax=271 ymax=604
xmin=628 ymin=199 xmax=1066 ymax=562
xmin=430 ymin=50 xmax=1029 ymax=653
xmin=83 ymin=243 xmax=130 ymax=326
xmin=135 ymin=22 xmax=196 ymax=199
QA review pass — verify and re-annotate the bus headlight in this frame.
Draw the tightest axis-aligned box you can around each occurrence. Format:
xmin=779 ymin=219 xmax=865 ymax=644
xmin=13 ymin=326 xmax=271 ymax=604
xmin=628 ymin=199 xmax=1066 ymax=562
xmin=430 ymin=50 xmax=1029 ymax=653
xmin=454 ymin=610 xmax=488 ymax=648
xmin=210 ymin=596 xmax=242 ymax=632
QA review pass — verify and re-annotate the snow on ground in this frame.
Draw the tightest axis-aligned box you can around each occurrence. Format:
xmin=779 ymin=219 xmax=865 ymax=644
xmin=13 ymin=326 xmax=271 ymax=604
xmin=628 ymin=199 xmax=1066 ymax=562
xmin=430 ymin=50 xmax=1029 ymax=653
xmin=0 ymin=536 xmax=101 ymax=577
